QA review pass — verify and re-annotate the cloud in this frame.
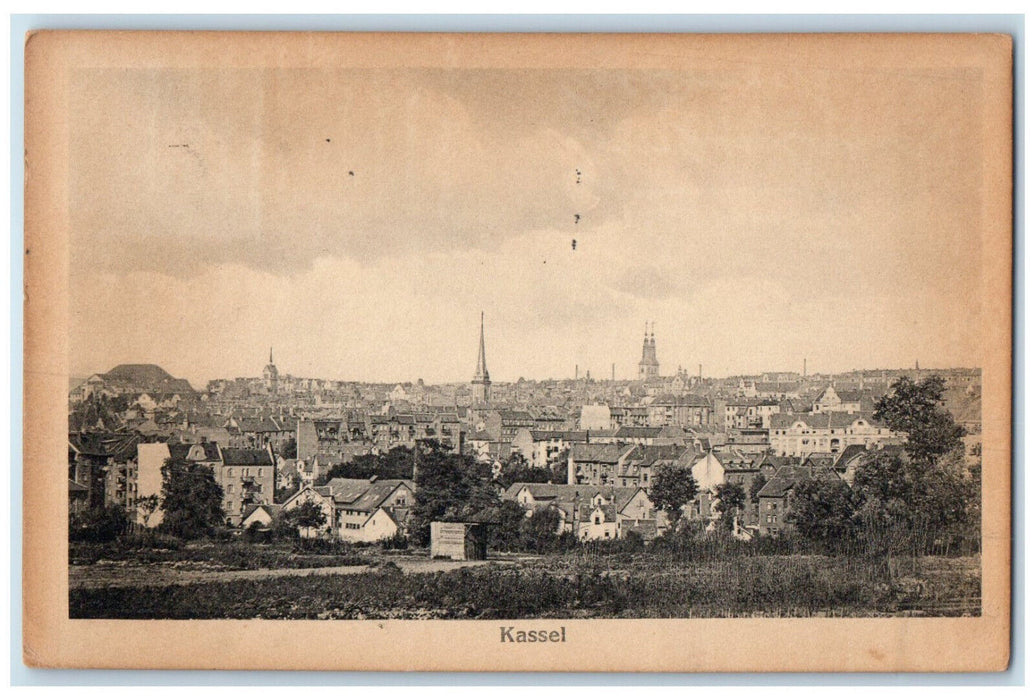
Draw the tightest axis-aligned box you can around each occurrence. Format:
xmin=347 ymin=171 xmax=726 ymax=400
xmin=67 ymin=63 xmax=986 ymax=381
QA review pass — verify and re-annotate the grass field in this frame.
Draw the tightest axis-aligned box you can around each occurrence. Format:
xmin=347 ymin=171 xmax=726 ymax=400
xmin=68 ymin=552 xmax=980 ymax=619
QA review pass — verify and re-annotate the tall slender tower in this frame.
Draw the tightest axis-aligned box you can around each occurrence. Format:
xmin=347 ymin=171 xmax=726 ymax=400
xmin=263 ymin=347 xmax=279 ymax=395
xmin=471 ymin=312 xmax=492 ymax=405
xmin=638 ymin=322 xmax=660 ymax=380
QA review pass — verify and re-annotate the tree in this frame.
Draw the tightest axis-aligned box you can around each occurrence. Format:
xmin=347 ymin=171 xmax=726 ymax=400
xmin=286 ymin=500 xmax=328 ymax=541
xmin=409 ymin=442 xmax=500 ymax=545
xmin=850 ymin=446 xmax=978 ymax=556
xmin=69 ymin=504 xmax=129 ymax=543
xmin=158 ymin=458 xmax=224 ymax=539
xmin=648 ymin=464 xmax=698 ymax=524
xmin=713 ymin=482 xmax=747 ymax=532
xmin=485 ymin=500 xmax=529 ymax=552
xmin=494 ymin=452 xmax=552 ymax=490
xmin=874 ymin=376 xmax=966 ymax=465
xmin=279 ymin=437 xmax=297 ymax=459
xmin=134 ymin=494 xmax=160 ymax=529
xmin=520 ymin=506 xmax=563 ymax=553
xmin=788 ymin=477 xmax=860 ymax=553
xmin=548 ymin=449 xmax=570 ymax=484
xmin=320 ymin=445 xmax=415 ymax=483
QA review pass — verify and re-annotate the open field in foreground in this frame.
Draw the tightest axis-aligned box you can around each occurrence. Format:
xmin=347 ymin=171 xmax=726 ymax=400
xmin=69 ymin=553 xmax=980 ymax=619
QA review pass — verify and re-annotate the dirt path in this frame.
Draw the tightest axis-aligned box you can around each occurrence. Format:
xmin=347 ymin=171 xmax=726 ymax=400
xmin=70 ymin=557 xmax=503 ymax=590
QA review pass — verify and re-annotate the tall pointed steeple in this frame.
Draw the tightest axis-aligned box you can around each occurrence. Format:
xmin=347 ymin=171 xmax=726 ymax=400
xmin=638 ymin=320 xmax=660 ymax=380
xmin=471 ymin=312 xmax=492 ymax=404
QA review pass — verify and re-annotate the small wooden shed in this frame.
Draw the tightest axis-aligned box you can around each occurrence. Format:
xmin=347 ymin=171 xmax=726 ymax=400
xmin=430 ymin=521 xmax=489 ymax=561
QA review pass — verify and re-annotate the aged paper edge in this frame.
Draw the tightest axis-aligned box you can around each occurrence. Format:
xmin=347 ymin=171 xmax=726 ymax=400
xmin=22 ymin=31 xmax=1013 ymax=672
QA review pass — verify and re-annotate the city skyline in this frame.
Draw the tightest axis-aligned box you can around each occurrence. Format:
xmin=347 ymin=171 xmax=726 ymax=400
xmin=69 ymin=62 xmax=983 ymax=387
xmin=72 ymin=314 xmax=975 ymax=390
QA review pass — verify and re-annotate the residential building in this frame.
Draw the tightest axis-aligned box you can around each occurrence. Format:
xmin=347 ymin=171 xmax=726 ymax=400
xmin=768 ymin=412 xmax=901 ymax=457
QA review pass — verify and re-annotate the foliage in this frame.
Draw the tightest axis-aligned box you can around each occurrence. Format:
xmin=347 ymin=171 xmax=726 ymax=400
xmin=748 ymin=473 xmax=768 ymax=503
xmin=409 ymin=442 xmax=500 ymax=545
xmin=788 ymin=478 xmax=860 ymax=553
xmin=244 ymin=521 xmax=272 ymax=543
xmin=279 ymin=437 xmax=297 ymax=459
xmin=69 ymin=553 xmax=980 ymax=619
xmin=69 ymin=539 xmax=369 ymax=569
xmin=648 ymin=464 xmax=698 ymax=522
xmin=852 ymin=449 xmax=979 ymax=555
xmin=873 ymin=376 xmax=967 ymax=465
xmin=378 ymin=531 xmax=411 ymax=551
xmin=548 ymin=449 xmax=570 ymax=484
xmin=321 ymin=445 xmax=415 ymax=483
xmin=713 ymin=482 xmax=747 ymax=531
xmin=135 ymin=495 xmax=160 ymax=527
xmin=783 ymin=375 xmax=979 ymax=558
xmin=519 ymin=507 xmax=563 ymax=553
xmin=485 ymin=500 xmax=530 ymax=552
xmin=69 ymin=505 xmax=130 ymax=543
xmin=287 ymin=501 xmax=328 ymax=532
xmin=157 ymin=458 xmax=225 ymax=540
xmin=493 ymin=453 xmax=553 ymax=490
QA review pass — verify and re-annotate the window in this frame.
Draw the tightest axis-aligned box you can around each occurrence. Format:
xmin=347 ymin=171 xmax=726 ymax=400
xmin=594 ymin=516 xmax=601 ymax=525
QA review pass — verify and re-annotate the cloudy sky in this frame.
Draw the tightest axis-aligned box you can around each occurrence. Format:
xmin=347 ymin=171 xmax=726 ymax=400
xmin=69 ymin=60 xmax=983 ymax=387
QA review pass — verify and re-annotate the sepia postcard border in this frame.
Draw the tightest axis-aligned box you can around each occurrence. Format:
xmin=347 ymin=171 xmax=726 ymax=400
xmin=20 ymin=28 xmax=1015 ymax=674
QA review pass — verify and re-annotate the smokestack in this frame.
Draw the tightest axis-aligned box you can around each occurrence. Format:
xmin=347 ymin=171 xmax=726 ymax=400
xmin=575 ymin=364 xmax=579 ymax=380
xmin=699 ymin=363 xmax=702 ymax=382
xmin=803 ymin=358 xmax=807 ymax=378
xmin=612 ymin=363 xmax=615 ymax=382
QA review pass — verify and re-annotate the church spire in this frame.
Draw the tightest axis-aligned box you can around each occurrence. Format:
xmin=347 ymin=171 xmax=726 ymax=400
xmin=474 ymin=311 xmax=489 ymax=380
xmin=471 ymin=312 xmax=491 ymax=404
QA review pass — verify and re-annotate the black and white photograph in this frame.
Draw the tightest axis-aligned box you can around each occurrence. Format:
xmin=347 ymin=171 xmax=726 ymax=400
xmin=23 ymin=30 xmax=1013 ymax=672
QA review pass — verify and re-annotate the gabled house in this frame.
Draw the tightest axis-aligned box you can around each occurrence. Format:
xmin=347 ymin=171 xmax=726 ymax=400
xmin=502 ymin=483 xmax=659 ymax=540
xmin=567 ymin=443 xmax=639 ymax=486
xmin=756 ymin=465 xmax=841 ymax=536
xmin=282 ymin=477 xmax=416 ymax=542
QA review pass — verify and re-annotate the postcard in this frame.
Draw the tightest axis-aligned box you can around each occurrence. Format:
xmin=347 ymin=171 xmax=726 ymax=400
xmin=23 ymin=30 xmax=1012 ymax=671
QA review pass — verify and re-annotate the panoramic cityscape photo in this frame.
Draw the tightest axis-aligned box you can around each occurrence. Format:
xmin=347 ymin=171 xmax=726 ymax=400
xmin=63 ymin=46 xmax=986 ymax=621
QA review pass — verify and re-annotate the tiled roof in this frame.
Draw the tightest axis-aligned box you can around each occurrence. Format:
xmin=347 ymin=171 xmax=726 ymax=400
xmin=571 ymin=443 xmax=634 ymax=464
xmin=169 ymin=441 xmax=221 ymax=462
xmin=503 ymin=482 xmax=643 ymax=511
xmin=769 ymin=412 xmax=885 ymax=430
xmin=580 ymin=503 xmax=617 ymax=523
xmin=528 ymin=430 xmax=590 ymax=442
xmin=614 ymin=426 xmax=663 ymax=439
xmin=68 ymin=432 xmax=142 ymax=461
xmin=324 ymin=478 xmax=415 ymax=513
xmin=832 ymin=444 xmax=869 ymax=471
xmin=220 ymin=447 xmax=274 ymax=467
xmin=756 ymin=465 xmax=841 ymax=499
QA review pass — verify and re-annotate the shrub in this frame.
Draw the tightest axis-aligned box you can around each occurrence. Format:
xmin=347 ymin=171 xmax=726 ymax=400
xmin=119 ymin=531 xmax=184 ymax=550
xmin=379 ymin=531 xmax=410 ymax=551
xmin=69 ymin=505 xmax=130 ymax=543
